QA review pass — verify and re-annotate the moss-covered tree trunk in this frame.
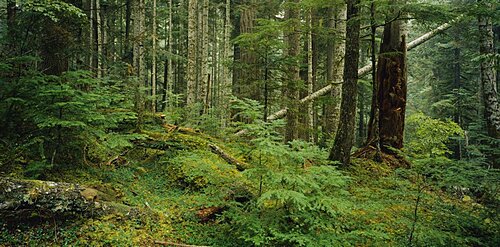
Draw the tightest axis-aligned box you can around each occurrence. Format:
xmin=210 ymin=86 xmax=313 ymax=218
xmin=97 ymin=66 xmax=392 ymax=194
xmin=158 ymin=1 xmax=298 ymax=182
xmin=0 ymin=177 xmax=133 ymax=220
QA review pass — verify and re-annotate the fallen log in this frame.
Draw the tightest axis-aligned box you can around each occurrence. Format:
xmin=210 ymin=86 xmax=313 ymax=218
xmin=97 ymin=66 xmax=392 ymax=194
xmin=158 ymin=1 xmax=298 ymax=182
xmin=235 ymin=19 xmax=460 ymax=136
xmin=209 ymin=144 xmax=250 ymax=171
xmin=0 ymin=177 xmax=136 ymax=220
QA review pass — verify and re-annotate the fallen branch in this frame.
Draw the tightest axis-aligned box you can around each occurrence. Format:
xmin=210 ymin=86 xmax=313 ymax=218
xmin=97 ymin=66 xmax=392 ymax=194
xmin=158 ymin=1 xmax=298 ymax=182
xmin=236 ymin=19 xmax=460 ymax=136
xmin=209 ymin=144 xmax=250 ymax=171
xmin=154 ymin=241 xmax=211 ymax=247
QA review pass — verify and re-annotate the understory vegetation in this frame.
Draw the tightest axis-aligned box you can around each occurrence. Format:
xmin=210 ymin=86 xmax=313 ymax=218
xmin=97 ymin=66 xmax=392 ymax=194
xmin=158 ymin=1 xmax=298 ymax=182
xmin=0 ymin=66 xmax=498 ymax=246
xmin=1 ymin=0 xmax=499 ymax=246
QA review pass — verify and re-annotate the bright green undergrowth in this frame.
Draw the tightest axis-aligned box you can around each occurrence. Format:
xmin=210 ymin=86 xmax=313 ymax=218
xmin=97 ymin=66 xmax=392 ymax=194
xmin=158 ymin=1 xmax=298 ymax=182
xmin=1 ymin=81 xmax=498 ymax=246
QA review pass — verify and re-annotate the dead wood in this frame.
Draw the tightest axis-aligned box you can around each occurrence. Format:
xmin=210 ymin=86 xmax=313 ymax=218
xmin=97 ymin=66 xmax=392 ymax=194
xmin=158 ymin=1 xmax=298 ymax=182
xmin=208 ymin=144 xmax=250 ymax=171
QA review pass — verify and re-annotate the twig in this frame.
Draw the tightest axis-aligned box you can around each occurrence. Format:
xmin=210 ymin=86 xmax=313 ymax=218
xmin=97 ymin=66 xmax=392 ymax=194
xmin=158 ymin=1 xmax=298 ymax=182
xmin=154 ymin=241 xmax=211 ymax=247
xmin=408 ymin=180 xmax=423 ymax=246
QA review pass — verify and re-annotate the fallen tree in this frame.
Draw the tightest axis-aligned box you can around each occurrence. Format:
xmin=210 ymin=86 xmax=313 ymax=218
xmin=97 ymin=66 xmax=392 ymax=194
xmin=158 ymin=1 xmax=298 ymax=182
xmin=0 ymin=177 xmax=136 ymax=220
xmin=209 ymin=144 xmax=250 ymax=171
xmin=236 ymin=19 xmax=460 ymax=136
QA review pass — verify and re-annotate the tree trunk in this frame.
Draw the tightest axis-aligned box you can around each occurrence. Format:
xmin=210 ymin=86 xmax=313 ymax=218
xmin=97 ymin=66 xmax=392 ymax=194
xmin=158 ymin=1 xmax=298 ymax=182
xmin=369 ymin=13 xmax=407 ymax=152
xmin=221 ymin=0 xmax=232 ymax=126
xmin=329 ymin=0 xmax=360 ymax=165
xmin=186 ymin=0 xmax=198 ymax=107
xmin=200 ymin=0 xmax=210 ymax=114
xmin=7 ymin=0 xmax=16 ymax=47
xmin=479 ymin=3 xmax=500 ymax=139
xmin=124 ymin=0 xmax=132 ymax=62
xmin=164 ymin=0 xmax=174 ymax=111
xmin=307 ymin=9 xmax=314 ymax=142
xmin=133 ymin=0 xmax=146 ymax=130
xmin=285 ymin=0 xmax=301 ymax=143
xmin=152 ymin=0 xmax=157 ymax=112
xmin=323 ymin=5 xmax=346 ymax=144
xmin=96 ymin=0 xmax=102 ymax=78
xmin=234 ymin=0 xmax=257 ymax=100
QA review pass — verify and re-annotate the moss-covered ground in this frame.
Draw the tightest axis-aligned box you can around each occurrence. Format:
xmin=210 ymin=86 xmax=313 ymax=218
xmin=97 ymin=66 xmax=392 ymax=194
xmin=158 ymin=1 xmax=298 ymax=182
xmin=0 ymin=126 xmax=498 ymax=246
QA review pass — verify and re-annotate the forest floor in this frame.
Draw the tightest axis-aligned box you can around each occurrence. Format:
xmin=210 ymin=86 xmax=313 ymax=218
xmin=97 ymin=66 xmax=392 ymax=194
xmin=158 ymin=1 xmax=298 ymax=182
xmin=0 ymin=122 xmax=498 ymax=246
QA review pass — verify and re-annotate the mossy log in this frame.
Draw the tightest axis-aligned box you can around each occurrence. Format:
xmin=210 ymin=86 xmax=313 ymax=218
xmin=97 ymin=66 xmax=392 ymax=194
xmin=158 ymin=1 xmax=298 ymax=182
xmin=208 ymin=144 xmax=250 ymax=171
xmin=0 ymin=177 xmax=137 ymax=220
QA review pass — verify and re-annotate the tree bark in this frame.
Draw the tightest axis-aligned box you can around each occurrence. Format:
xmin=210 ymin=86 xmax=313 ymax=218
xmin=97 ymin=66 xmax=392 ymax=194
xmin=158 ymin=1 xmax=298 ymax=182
xmin=329 ymin=0 xmax=360 ymax=165
xmin=366 ymin=8 xmax=407 ymax=152
xmin=323 ymin=5 xmax=347 ymax=144
xmin=96 ymin=0 xmax=102 ymax=78
xmin=187 ymin=0 xmax=198 ymax=107
xmin=285 ymin=0 xmax=301 ymax=143
xmin=133 ymin=0 xmax=146 ymax=130
xmin=479 ymin=3 xmax=500 ymax=139
xmin=307 ymin=10 xmax=314 ymax=142
xmin=152 ymin=0 xmax=157 ymax=112
xmin=201 ymin=0 xmax=210 ymax=114
xmin=221 ymin=0 xmax=232 ymax=126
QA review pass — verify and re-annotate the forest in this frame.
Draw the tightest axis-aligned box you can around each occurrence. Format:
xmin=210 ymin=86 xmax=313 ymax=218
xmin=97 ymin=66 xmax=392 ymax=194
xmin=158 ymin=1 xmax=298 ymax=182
xmin=0 ymin=0 xmax=498 ymax=246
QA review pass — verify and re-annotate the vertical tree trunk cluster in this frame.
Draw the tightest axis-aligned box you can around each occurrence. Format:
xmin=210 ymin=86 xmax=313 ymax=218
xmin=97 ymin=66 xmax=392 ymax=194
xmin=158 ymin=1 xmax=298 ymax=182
xmin=329 ymin=0 xmax=360 ymax=165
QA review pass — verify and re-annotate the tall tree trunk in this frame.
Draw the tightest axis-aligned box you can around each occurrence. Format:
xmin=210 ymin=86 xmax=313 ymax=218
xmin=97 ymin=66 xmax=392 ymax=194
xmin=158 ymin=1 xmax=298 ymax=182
xmin=124 ymin=0 xmax=132 ymax=62
xmin=96 ymin=0 xmax=102 ymax=78
xmin=186 ymin=0 xmax=198 ymax=107
xmin=323 ymin=5 xmax=346 ymax=144
xmin=478 ymin=3 xmax=500 ymax=139
xmin=366 ymin=7 xmax=407 ymax=152
xmin=201 ymin=0 xmax=210 ymax=114
xmin=133 ymin=0 xmax=146 ymax=130
xmin=329 ymin=0 xmax=360 ymax=165
xmin=221 ymin=0 xmax=232 ymax=126
xmin=163 ymin=0 xmax=174 ymax=111
xmin=7 ymin=0 xmax=16 ymax=48
xmin=152 ymin=0 xmax=157 ymax=112
xmin=284 ymin=0 xmax=301 ymax=143
xmin=307 ymin=9 xmax=314 ymax=142
xmin=89 ymin=0 xmax=95 ymax=70
xmin=365 ymin=0 xmax=381 ymax=155
xmin=453 ymin=46 xmax=463 ymax=159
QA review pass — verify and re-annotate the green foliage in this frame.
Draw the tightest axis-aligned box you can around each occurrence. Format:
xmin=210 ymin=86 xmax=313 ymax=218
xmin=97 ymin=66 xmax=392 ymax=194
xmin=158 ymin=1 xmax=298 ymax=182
xmin=0 ymin=59 xmax=141 ymax=173
xmin=227 ymin=165 xmax=351 ymax=247
xmin=405 ymin=112 xmax=464 ymax=158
